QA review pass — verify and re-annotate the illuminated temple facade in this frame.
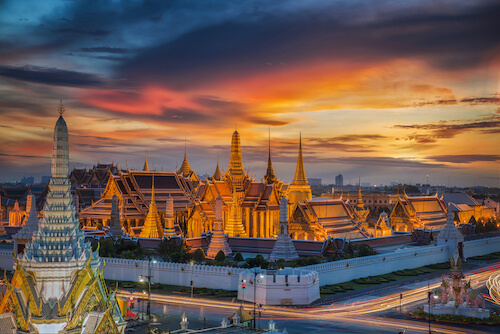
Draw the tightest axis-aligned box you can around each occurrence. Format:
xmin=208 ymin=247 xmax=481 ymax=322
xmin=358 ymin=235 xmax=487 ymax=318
xmin=390 ymin=190 xmax=448 ymax=231
xmin=0 ymin=105 xmax=125 ymax=333
xmin=79 ymin=130 xmax=376 ymax=241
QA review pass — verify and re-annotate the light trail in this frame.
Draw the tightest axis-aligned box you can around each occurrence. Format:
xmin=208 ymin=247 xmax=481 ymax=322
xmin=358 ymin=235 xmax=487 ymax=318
xmin=117 ymin=262 xmax=500 ymax=334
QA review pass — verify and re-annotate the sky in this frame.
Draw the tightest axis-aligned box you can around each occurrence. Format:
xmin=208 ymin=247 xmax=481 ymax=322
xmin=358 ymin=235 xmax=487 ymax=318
xmin=0 ymin=0 xmax=499 ymax=187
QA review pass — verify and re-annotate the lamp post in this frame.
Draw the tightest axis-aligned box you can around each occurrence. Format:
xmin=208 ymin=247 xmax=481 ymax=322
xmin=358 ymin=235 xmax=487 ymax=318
xmin=427 ymin=290 xmax=432 ymax=334
xmin=190 ymin=260 xmax=194 ymax=298
xmin=139 ymin=257 xmax=156 ymax=334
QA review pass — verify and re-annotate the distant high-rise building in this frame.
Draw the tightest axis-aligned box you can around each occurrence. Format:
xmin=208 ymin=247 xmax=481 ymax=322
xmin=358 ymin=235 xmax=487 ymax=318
xmin=309 ymin=178 xmax=322 ymax=186
xmin=335 ymin=174 xmax=343 ymax=187
xmin=20 ymin=176 xmax=34 ymax=185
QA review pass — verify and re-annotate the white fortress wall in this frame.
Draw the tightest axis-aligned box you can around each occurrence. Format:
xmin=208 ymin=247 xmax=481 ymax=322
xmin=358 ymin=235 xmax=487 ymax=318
xmin=102 ymin=257 xmax=244 ymax=290
xmin=237 ymin=269 xmax=320 ymax=305
xmin=0 ymin=250 xmax=13 ymax=271
xmin=462 ymin=236 xmax=500 ymax=258
xmin=1 ymin=236 xmax=499 ymax=289
xmin=302 ymin=237 xmax=500 ymax=286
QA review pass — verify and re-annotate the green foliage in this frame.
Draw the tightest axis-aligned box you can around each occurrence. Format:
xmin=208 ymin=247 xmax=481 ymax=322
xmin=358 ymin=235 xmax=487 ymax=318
xmin=411 ymin=308 xmax=500 ymax=325
xmin=245 ymin=254 xmax=269 ymax=269
xmin=98 ymin=238 xmax=116 ymax=258
xmin=214 ymin=250 xmax=226 ymax=262
xmin=233 ymin=252 xmax=244 ymax=262
xmin=157 ymin=238 xmax=192 ymax=263
xmin=97 ymin=238 xmax=150 ymax=260
xmin=356 ymin=244 xmax=377 ymax=257
xmin=192 ymin=248 xmax=206 ymax=263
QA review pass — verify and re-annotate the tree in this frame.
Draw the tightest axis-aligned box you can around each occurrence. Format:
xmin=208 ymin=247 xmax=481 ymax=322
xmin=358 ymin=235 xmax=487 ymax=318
xmin=157 ymin=238 xmax=190 ymax=262
xmin=215 ymin=250 xmax=226 ymax=262
xmin=99 ymin=238 xmax=116 ymax=258
xmin=233 ymin=252 xmax=244 ymax=262
xmin=356 ymin=244 xmax=376 ymax=257
xmin=193 ymin=248 xmax=206 ymax=263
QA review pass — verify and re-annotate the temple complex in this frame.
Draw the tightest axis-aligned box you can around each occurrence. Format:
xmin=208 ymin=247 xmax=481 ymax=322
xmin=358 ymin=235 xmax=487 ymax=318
xmin=390 ymin=190 xmax=447 ymax=231
xmin=79 ymin=129 xmax=377 ymax=242
xmin=0 ymin=103 xmax=125 ymax=333
xmin=188 ymin=130 xmax=287 ymax=239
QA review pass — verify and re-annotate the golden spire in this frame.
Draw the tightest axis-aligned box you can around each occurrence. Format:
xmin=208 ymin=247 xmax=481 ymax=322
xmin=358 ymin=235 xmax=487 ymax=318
xmin=139 ymin=172 xmax=162 ymax=238
xmin=143 ymin=153 xmax=150 ymax=171
xmin=292 ymin=133 xmax=308 ymax=186
xmin=213 ymin=156 xmax=222 ymax=181
xmin=151 ymin=173 xmax=155 ymax=204
xmin=264 ymin=128 xmax=276 ymax=184
xmin=356 ymin=173 xmax=364 ymax=208
xmin=179 ymin=140 xmax=191 ymax=176
xmin=229 ymin=130 xmax=243 ymax=176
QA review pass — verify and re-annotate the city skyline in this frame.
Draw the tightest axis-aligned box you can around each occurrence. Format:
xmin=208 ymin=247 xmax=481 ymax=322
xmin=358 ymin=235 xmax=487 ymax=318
xmin=0 ymin=0 xmax=499 ymax=187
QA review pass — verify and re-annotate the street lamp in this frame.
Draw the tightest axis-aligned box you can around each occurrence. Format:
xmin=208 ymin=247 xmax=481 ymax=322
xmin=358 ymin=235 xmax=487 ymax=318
xmin=427 ymin=291 xmax=432 ymax=334
xmin=139 ymin=257 xmax=156 ymax=334
xmin=190 ymin=260 xmax=194 ymax=298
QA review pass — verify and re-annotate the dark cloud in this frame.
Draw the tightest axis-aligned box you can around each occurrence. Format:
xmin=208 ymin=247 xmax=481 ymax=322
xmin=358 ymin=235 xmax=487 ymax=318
xmin=427 ymin=154 xmax=500 ymax=164
xmin=333 ymin=156 xmax=446 ymax=169
xmin=52 ymin=28 xmax=111 ymax=36
xmin=117 ymin=1 xmax=500 ymax=89
xmin=394 ymin=116 xmax=500 ymax=142
xmin=79 ymin=47 xmax=130 ymax=54
xmin=0 ymin=65 xmax=105 ymax=87
xmin=460 ymin=97 xmax=500 ymax=104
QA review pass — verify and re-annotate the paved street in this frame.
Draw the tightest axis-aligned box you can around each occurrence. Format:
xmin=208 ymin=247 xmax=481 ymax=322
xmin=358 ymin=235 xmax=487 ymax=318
xmin=123 ymin=262 xmax=500 ymax=334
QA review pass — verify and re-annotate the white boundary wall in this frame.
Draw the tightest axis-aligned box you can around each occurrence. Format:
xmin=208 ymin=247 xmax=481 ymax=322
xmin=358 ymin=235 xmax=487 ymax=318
xmin=0 ymin=250 xmax=13 ymax=271
xmin=1 ymin=236 xmax=499 ymax=289
xmin=102 ymin=258 xmax=244 ymax=290
xmin=302 ymin=236 xmax=500 ymax=286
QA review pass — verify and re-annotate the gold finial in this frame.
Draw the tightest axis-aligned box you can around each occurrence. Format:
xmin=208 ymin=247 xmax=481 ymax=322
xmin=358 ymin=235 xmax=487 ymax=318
xmin=151 ymin=172 xmax=155 ymax=204
xmin=264 ymin=127 xmax=276 ymax=184
xmin=180 ymin=139 xmax=191 ymax=176
xmin=58 ymin=99 xmax=65 ymax=115
xmin=292 ymin=133 xmax=308 ymax=186
xmin=143 ymin=152 xmax=150 ymax=171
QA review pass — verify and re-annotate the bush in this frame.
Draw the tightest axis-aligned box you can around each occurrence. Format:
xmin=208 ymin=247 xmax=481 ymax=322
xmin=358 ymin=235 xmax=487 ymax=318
xmin=233 ymin=252 xmax=244 ymax=262
xmin=193 ymin=248 xmax=206 ymax=263
xmin=215 ymin=250 xmax=226 ymax=262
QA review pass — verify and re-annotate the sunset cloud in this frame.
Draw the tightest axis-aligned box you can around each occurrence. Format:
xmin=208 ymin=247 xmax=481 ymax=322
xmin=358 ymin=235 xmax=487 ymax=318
xmin=0 ymin=0 xmax=499 ymax=186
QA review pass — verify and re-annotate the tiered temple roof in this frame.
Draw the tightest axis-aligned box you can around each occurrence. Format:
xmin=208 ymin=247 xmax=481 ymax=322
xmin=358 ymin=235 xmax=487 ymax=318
xmin=80 ymin=170 xmax=197 ymax=222
xmin=0 ymin=103 xmax=125 ymax=333
xmin=390 ymin=192 xmax=448 ymax=231
xmin=290 ymin=198 xmax=369 ymax=239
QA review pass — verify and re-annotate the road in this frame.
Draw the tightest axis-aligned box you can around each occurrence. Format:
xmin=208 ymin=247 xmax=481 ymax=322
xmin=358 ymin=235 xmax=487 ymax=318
xmin=121 ymin=262 xmax=500 ymax=333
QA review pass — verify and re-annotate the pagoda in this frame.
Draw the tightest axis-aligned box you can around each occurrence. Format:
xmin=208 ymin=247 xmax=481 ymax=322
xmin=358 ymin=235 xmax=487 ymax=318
xmin=0 ymin=102 xmax=125 ymax=333
xmin=12 ymin=193 xmax=39 ymax=256
xmin=108 ymin=194 xmax=124 ymax=239
xmin=270 ymin=197 xmax=299 ymax=262
xmin=224 ymin=193 xmax=247 ymax=237
xmin=207 ymin=197 xmax=232 ymax=258
xmin=163 ymin=194 xmax=176 ymax=238
xmin=139 ymin=174 xmax=163 ymax=238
